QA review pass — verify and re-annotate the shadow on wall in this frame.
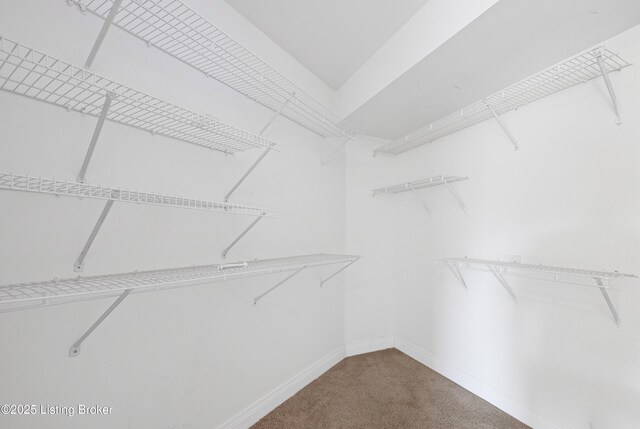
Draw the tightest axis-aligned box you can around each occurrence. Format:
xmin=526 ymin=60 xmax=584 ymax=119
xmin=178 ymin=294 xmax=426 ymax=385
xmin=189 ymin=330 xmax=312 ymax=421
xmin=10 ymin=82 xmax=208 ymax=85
xmin=506 ymin=227 xmax=640 ymax=429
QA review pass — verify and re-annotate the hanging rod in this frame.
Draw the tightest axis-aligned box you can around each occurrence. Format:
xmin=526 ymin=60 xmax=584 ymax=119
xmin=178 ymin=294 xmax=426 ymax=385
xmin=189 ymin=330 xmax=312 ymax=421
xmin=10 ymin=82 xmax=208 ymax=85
xmin=0 ymin=253 xmax=360 ymax=313
xmin=0 ymin=36 xmax=278 ymax=159
xmin=442 ymin=257 xmax=637 ymax=325
xmin=372 ymin=175 xmax=469 ymax=214
xmin=68 ymin=0 xmax=358 ymax=139
xmin=375 ymin=44 xmax=632 ymax=155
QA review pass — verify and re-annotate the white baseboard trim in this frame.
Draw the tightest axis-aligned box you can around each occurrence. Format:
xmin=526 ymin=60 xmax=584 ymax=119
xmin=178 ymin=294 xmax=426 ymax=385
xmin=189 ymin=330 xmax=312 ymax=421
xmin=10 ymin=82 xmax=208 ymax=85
xmin=219 ymin=345 xmax=346 ymax=429
xmin=395 ymin=337 xmax=564 ymax=429
xmin=219 ymin=337 xmax=558 ymax=429
xmin=346 ymin=336 xmax=395 ymax=357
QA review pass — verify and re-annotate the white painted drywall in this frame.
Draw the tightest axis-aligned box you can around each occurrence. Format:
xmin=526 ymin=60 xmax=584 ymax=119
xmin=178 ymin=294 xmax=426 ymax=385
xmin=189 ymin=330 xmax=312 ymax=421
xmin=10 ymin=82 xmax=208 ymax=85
xmin=337 ymin=0 xmax=500 ymax=117
xmin=345 ymin=24 xmax=640 ymax=429
xmin=0 ymin=1 xmax=349 ymax=428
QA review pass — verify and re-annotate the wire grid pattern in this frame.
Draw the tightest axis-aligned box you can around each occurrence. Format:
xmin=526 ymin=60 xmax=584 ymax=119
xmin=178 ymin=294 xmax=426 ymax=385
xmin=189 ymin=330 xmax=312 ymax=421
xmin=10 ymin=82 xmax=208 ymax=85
xmin=372 ymin=175 xmax=468 ymax=195
xmin=0 ymin=37 xmax=276 ymax=154
xmin=0 ymin=254 xmax=359 ymax=310
xmin=376 ymin=46 xmax=632 ymax=155
xmin=70 ymin=0 xmax=357 ymax=138
xmin=0 ymin=172 xmax=277 ymax=217
xmin=444 ymin=258 xmax=637 ymax=281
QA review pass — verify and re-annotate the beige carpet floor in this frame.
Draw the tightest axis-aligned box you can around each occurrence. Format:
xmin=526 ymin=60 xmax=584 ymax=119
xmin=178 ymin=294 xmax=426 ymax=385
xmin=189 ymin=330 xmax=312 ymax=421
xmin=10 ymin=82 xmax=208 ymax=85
xmin=252 ymin=348 xmax=530 ymax=429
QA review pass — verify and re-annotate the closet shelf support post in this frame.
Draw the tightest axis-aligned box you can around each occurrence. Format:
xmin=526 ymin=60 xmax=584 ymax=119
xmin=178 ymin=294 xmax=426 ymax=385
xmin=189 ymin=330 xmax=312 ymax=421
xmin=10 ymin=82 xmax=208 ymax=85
xmin=78 ymin=91 xmax=116 ymax=183
xmin=594 ymin=278 xmax=620 ymax=325
xmin=221 ymin=213 xmax=265 ymax=259
xmin=488 ymin=265 xmax=518 ymax=302
xmin=74 ymin=199 xmax=115 ymax=272
xmin=254 ymin=266 xmax=306 ymax=305
xmin=594 ymin=48 xmax=622 ymax=124
xmin=486 ymin=102 xmax=519 ymax=151
xmin=69 ymin=288 xmax=132 ymax=357
xmin=320 ymin=258 xmax=359 ymax=287
xmin=85 ymin=0 xmax=124 ymax=68
xmin=225 ymin=96 xmax=292 ymax=202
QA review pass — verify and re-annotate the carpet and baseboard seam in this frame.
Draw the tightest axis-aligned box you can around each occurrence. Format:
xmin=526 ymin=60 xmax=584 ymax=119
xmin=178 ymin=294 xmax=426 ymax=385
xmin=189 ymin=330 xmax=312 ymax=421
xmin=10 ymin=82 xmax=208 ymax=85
xmin=394 ymin=337 xmax=564 ymax=429
xmin=219 ymin=336 xmax=562 ymax=429
xmin=218 ymin=346 xmax=346 ymax=429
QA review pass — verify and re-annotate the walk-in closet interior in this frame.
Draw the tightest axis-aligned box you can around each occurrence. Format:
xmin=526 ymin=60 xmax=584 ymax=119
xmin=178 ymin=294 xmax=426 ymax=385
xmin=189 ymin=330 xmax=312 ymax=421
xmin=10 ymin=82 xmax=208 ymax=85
xmin=1 ymin=1 xmax=639 ymax=428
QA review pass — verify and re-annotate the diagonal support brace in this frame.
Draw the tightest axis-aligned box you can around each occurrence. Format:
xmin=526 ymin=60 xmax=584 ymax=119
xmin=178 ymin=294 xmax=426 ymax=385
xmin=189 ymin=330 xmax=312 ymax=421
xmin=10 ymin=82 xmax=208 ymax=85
xmin=78 ymin=91 xmax=116 ymax=183
xmin=224 ymin=146 xmax=273 ymax=202
xmin=594 ymin=49 xmax=622 ymax=124
xmin=488 ymin=265 xmax=518 ymax=302
xmin=225 ymin=97 xmax=291 ymax=202
xmin=594 ymin=278 xmax=620 ymax=325
xmin=445 ymin=261 xmax=468 ymax=289
xmin=221 ymin=213 xmax=265 ymax=259
xmin=85 ymin=0 xmax=124 ymax=68
xmin=320 ymin=258 xmax=359 ymax=287
xmin=74 ymin=199 xmax=115 ymax=272
xmin=486 ymin=102 xmax=519 ymax=151
xmin=443 ymin=179 xmax=467 ymax=213
xmin=410 ymin=184 xmax=432 ymax=217
xmin=254 ymin=267 xmax=305 ymax=305
xmin=69 ymin=288 xmax=132 ymax=357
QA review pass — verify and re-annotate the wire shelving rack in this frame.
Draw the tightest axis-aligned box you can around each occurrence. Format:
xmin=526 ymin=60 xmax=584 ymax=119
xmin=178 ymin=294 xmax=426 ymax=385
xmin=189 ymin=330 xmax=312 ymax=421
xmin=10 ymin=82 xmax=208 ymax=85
xmin=0 ymin=36 xmax=276 ymax=155
xmin=442 ymin=257 xmax=637 ymax=325
xmin=68 ymin=0 xmax=358 ymax=139
xmin=372 ymin=175 xmax=469 ymax=214
xmin=0 ymin=253 xmax=359 ymax=311
xmin=0 ymin=253 xmax=360 ymax=356
xmin=372 ymin=175 xmax=468 ymax=195
xmin=0 ymin=172 xmax=277 ymax=272
xmin=0 ymin=172 xmax=276 ymax=218
xmin=375 ymin=45 xmax=632 ymax=155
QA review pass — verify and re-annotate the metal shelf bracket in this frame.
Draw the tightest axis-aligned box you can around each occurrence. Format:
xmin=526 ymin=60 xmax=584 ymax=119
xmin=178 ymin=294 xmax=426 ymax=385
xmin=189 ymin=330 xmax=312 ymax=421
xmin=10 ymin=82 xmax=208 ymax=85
xmin=254 ymin=266 xmax=305 ymax=305
xmin=594 ymin=278 xmax=620 ymax=325
xmin=485 ymin=102 xmax=519 ymax=151
xmin=320 ymin=257 xmax=360 ymax=287
xmin=487 ymin=265 xmax=518 ymax=302
xmin=444 ymin=261 xmax=468 ymax=289
xmin=443 ymin=179 xmax=467 ymax=213
xmin=409 ymin=184 xmax=432 ymax=217
xmin=69 ymin=288 xmax=131 ymax=357
xmin=221 ymin=213 xmax=265 ymax=259
xmin=78 ymin=91 xmax=116 ymax=183
xmin=74 ymin=198 xmax=115 ymax=272
xmin=594 ymin=48 xmax=623 ymax=124
xmin=224 ymin=97 xmax=291 ymax=202
xmin=85 ymin=0 xmax=124 ymax=68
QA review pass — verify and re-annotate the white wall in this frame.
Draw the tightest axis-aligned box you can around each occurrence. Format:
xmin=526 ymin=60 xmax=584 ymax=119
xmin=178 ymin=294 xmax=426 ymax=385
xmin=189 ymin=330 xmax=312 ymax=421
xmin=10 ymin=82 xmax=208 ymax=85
xmin=345 ymin=24 xmax=640 ymax=429
xmin=0 ymin=1 xmax=348 ymax=428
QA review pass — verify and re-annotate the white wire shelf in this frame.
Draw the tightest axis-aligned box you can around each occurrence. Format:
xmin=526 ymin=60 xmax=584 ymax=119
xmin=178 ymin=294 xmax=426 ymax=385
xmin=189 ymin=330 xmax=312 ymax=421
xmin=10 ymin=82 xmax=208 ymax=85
xmin=70 ymin=0 xmax=357 ymax=139
xmin=372 ymin=175 xmax=469 ymax=214
xmin=372 ymin=175 xmax=468 ymax=196
xmin=0 ymin=36 xmax=277 ymax=154
xmin=375 ymin=45 xmax=632 ymax=155
xmin=0 ymin=253 xmax=360 ymax=312
xmin=0 ymin=172 xmax=277 ymax=218
xmin=442 ymin=257 xmax=637 ymax=324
